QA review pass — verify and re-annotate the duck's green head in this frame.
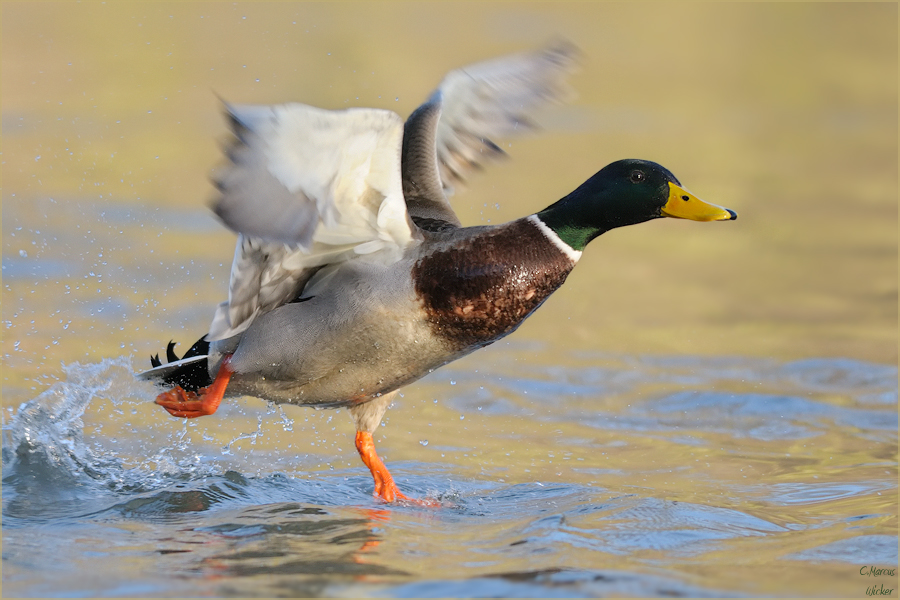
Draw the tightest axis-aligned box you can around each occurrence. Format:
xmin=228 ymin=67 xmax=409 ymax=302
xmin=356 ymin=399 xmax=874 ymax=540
xmin=537 ymin=159 xmax=737 ymax=251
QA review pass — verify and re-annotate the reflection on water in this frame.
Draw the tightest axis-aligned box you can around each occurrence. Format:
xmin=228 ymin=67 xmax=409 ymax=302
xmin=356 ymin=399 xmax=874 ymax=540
xmin=2 ymin=351 xmax=896 ymax=597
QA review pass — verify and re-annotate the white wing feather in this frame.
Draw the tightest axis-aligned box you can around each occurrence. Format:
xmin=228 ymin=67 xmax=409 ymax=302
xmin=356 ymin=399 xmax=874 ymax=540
xmin=205 ymin=42 xmax=578 ymax=341
xmin=207 ymin=104 xmax=417 ymax=341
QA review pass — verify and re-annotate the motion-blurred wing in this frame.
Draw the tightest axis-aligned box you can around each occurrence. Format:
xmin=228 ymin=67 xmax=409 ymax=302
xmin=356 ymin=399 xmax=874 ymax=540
xmin=401 ymin=41 xmax=580 ymax=227
xmin=434 ymin=40 xmax=580 ymax=195
xmin=207 ymin=103 xmax=417 ymax=340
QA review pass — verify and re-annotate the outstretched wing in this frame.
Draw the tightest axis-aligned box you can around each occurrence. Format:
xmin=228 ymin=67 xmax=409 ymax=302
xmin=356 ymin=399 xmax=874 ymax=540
xmin=401 ymin=41 xmax=581 ymax=228
xmin=207 ymin=103 xmax=418 ymax=341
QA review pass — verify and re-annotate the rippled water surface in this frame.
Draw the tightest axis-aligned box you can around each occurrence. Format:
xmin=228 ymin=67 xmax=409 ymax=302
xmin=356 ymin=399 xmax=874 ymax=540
xmin=3 ymin=351 xmax=897 ymax=597
xmin=3 ymin=2 xmax=897 ymax=598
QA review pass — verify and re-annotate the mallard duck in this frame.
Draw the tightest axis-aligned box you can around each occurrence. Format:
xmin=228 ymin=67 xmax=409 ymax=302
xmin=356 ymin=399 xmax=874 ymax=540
xmin=140 ymin=42 xmax=736 ymax=504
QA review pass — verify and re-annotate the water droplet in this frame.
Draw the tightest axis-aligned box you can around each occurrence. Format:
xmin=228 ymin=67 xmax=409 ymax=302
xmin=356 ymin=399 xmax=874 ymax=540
xmin=419 ymin=440 xmax=429 ymax=446
xmin=18 ymin=250 xmax=27 ymax=258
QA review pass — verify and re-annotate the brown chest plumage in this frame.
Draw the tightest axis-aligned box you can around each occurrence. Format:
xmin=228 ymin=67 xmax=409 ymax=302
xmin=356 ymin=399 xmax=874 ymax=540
xmin=412 ymin=219 xmax=575 ymax=349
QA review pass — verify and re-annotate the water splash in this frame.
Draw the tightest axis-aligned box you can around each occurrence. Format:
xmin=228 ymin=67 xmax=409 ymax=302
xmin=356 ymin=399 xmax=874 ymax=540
xmin=1 ymin=355 xmax=343 ymax=522
xmin=2 ymin=357 xmax=136 ymax=490
xmin=1 ymin=357 xmax=234 ymax=519
xmin=222 ymin=414 xmax=263 ymax=455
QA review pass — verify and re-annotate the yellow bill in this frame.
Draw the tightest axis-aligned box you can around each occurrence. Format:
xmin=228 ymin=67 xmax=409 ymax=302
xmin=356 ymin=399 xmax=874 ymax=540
xmin=662 ymin=182 xmax=737 ymax=221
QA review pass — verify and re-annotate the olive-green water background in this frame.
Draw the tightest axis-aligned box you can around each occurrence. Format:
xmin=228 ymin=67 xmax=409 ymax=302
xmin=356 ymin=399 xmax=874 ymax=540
xmin=2 ymin=2 xmax=897 ymax=597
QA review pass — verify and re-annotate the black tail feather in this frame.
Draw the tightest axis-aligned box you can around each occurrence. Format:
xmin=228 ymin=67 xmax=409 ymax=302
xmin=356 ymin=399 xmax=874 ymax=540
xmin=149 ymin=336 xmax=212 ymax=392
xmin=182 ymin=337 xmax=210 ymax=359
xmin=165 ymin=340 xmax=179 ymax=363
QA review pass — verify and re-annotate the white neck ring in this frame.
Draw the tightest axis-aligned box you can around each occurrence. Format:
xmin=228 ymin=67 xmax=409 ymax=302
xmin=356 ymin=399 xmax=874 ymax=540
xmin=527 ymin=214 xmax=582 ymax=263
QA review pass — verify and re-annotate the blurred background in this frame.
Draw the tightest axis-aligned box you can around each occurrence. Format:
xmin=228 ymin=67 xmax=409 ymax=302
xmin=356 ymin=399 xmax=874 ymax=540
xmin=2 ymin=3 xmax=897 ymax=597
xmin=3 ymin=2 xmax=896 ymax=386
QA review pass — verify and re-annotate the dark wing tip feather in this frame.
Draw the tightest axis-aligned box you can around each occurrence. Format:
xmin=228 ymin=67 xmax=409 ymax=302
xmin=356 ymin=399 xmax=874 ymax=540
xmin=542 ymin=38 xmax=583 ymax=64
xmin=222 ymin=104 xmax=257 ymax=146
xmin=482 ymin=138 xmax=506 ymax=155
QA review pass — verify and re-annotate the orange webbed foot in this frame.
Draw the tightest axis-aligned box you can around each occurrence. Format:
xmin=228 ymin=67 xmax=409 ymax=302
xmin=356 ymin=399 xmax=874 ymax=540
xmin=155 ymin=385 xmax=217 ymax=418
xmin=154 ymin=354 xmax=233 ymax=419
xmin=355 ymin=431 xmax=441 ymax=507
xmin=375 ymin=480 xmax=441 ymax=507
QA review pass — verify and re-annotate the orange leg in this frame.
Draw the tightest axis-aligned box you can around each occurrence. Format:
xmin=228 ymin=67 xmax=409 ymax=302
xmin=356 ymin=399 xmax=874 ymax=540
xmin=354 ymin=431 xmax=439 ymax=506
xmin=155 ymin=355 xmax=234 ymax=418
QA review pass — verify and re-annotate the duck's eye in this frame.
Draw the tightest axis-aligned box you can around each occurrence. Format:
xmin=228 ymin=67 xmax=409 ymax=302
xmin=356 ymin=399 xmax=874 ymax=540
xmin=630 ymin=170 xmax=645 ymax=183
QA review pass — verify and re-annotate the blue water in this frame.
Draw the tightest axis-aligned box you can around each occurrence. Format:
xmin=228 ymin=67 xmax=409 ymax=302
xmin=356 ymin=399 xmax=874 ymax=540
xmin=2 ymin=351 xmax=896 ymax=597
